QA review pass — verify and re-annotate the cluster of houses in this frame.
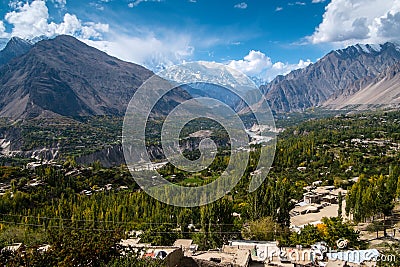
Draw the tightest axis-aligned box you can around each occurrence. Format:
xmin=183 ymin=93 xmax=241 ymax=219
xmin=0 ymin=163 xmax=392 ymax=266
xmin=292 ymin=184 xmax=346 ymax=216
xmin=300 ymin=184 xmax=346 ymax=208
xmin=289 ymin=182 xmax=348 ymax=233
xmin=1 ymin=237 xmax=383 ymax=267
xmin=0 ymin=178 xmax=46 ymax=196
xmin=302 ymin=185 xmax=345 ymax=205
xmin=0 ymin=176 xmax=391 ymax=267
xmin=113 ymin=237 xmax=381 ymax=267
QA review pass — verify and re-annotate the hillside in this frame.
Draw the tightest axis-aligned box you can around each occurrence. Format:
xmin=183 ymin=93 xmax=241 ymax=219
xmin=324 ymin=62 xmax=400 ymax=109
xmin=0 ymin=35 xmax=190 ymax=119
xmin=261 ymin=43 xmax=400 ymax=113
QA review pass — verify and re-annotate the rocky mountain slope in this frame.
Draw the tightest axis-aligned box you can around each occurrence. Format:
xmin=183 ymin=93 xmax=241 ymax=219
xmin=0 ymin=35 xmax=190 ymax=119
xmin=324 ymin=62 xmax=400 ymax=109
xmin=262 ymin=43 xmax=400 ymax=113
xmin=0 ymin=37 xmax=32 ymax=66
xmin=1 ymin=35 xmax=400 ymax=119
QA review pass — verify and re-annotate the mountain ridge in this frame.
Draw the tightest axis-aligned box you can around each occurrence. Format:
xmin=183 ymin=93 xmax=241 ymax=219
xmin=261 ymin=42 xmax=400 ymax=113
xmin=0 ymin=36 xmax=33 ymax=66
xmin=1 ymin=36 xmax=400 ymax=118
xmin=0 ymin=35 xmax=191 ymax=119
xmin=323 ymin=61 xmax=400 ymax=109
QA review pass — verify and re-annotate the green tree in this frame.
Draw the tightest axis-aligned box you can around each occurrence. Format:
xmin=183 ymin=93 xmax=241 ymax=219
xmin=197 ymin=197 xmax=236 ymax=250
xmin=242 ymin=217 xmax=281 ymax=241
xmin=140 ymin=224 xmax=180 ymax=246
xmin=338 ymin=191 xmax=343 ymax=219
xmin=46 ymin=228 xmax=124 ymax=266
xmin=290 ymin=224 xmax=321 ymax=247
xmin=397 ymin=177 xmax=400 ymax=199
xmin=377 ymin=242 xmax=400 ymax=267
xmin=321 ymin=217 xmax=363 ymax=249
xmin=0 ymin=228 xmax=125 ymax=267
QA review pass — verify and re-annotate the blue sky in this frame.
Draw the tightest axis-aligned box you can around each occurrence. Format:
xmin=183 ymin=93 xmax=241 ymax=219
xmin=0 ymin=0 xmax=399 ymax=82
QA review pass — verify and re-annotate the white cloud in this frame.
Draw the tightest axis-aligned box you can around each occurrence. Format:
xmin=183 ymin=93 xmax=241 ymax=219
xmin=309 ymin=0 xmax=400 ymax=44
xmin=5 ymin=0 xmax=50 ymax=38
xmin=234 ymin=2 xmax=248 ymax=9
xmin=49 ymin=14 xmax=80 ymax=35
xmin=0 ymin=0 xmax=192 ymax=71
xmin=4 ymin=0 xmax=108 ymax=39
xmin=0 ymin=21 xmax=8 ymax=38
xmin=228 ymin=50 xmax=272 ymax=76
xmin=48 ymin=14 xmax=109 ymax=39
xmin=51 ymin=0 xmax=67 ymax=8
xmin=276 ymin=7 xmax=283 ymax=12
xmin=228 ymin=50 xmax=312 ymax=82
xmin=8 ymin=0 xmax=21 ymax=9
xmin=377 ymin=11 xmax=400 ymax=39
xmin=90 ymin=2 xmax=105 ymax=11
xmin=312 ymin=0 xmax=326 ymax=3
xmin=128 ymin=0 xmax=162 ymax=8
xmin=288 ymin=2 xmax=306 ymax=6
xmin=83 ymin=32 xmax=194 ymax=70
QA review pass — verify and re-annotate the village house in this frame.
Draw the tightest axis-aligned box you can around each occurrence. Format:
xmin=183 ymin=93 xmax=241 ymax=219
xmin=119 ymin=238 xmax=183 ymax=267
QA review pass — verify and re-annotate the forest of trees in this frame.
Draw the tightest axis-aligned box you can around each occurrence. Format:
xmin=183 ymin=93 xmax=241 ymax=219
xmin=0 ymin=110 xmax=399 ymax=265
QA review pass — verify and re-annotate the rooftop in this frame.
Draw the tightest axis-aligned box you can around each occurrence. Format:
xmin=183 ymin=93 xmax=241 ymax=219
xmin=191 ymin=249 xmax=250 ymax=267
xmin=173 ymin=239 xmax=193 ymax=250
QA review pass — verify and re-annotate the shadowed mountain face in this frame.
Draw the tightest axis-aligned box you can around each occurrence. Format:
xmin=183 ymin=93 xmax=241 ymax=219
xmin=0 ymin=37 xmax=33 ymax=66
xmin=262 ymin=42 xmax=400 ymax=113
xmin=0 ymin=35 xmax=190 ymax=119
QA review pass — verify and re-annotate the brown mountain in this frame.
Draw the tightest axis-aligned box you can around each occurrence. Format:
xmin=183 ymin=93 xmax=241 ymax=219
xmin=0 ymin=35 xmax=189 ymax=119
xmin=0 ymin=37 xmax=33 ymax=67
xmin=2 ymin=36 xmax=400 ymax=119
xmin=324 ymin=62 xmax=400 ymax=109
xmin=261 ymin=42 xmax=400 ymax=113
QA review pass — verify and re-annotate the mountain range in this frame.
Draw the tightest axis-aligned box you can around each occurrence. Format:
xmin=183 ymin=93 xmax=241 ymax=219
xmin=0 ymin=35 xmax=400 ymax=119
xmin=0 ymin=35 xmax=191 ymax=119
xmin=262 ymin=43 xmax=400 ymax=113
xmin=323 ymin=61 xmax=400 ymax=109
